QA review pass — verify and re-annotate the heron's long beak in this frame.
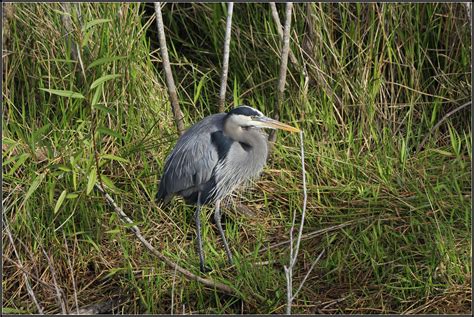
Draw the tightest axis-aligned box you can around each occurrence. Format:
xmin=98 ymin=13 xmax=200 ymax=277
xmin=251 ymin=116 xmax=300 ymax=132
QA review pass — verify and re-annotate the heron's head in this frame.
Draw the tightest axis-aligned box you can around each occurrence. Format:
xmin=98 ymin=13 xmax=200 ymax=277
xmin=225 ymin=105 xmax=300 ymax=132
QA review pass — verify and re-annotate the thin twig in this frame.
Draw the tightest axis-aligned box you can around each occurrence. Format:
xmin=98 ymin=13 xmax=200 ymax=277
xmin=269 ymin=2 xmax=293 ymax=144
xmin=41 ymin=249 xmax=68 ymax=314
xmin=291 ymin=130 xmax=307 ymax=266
xmin=218 ymin=2 xmax=234 ymax=112
xmin=269 ymin=3 xmax=299 ymax=69
xmin=94 ymin=183 xmax=235 ymax=295
xmin=416 ymin=101 xmax=471 ymax=153
xmin=3 ymin=218 xmax=44 ymax=314
xmin=465 ymin=2 xmax=472 ymax=29
xmin=259 ymin=221 xmax=356 ymax=253
xmin=63 ymin=231 xmax=79 ymax=314
xmin=292 ymin=249 xmax=324 ymax=300
xmin=285 ymin=129 xmax=306 ymax=315
xmin=154 ymin=2 xmax=185 ymax=135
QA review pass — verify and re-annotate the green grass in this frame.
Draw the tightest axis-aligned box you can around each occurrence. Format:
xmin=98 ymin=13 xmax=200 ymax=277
xmin=2 ymin=2 xmax=471 ymax=314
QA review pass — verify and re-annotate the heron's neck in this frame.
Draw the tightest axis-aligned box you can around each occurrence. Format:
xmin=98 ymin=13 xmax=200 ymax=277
xmin=223 ymin=121 xmax=268 ymax=157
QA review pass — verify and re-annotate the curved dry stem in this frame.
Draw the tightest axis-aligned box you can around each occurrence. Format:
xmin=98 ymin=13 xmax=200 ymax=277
xmin=94 ymin=183 xmax=235 ymax=295
xmin=269 ymin=2 xmax=293 ymax=144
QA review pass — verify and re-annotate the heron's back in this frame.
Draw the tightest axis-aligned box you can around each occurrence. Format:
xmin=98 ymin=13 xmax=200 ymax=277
xmin=156 ymin=113 xmax=269 ymax=205
xmin=156 ymin=114 xmax=225 ymax=204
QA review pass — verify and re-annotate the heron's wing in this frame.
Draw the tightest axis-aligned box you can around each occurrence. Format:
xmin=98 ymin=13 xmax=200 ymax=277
xmin=157 ymin=113 xmax=226 ymax=201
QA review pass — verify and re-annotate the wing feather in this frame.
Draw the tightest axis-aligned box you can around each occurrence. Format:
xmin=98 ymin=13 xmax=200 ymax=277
xmin=156 ymin=113 xmax=226 ymax=202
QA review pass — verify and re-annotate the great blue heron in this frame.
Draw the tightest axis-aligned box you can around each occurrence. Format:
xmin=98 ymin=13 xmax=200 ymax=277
xmin=156 ymin=105 xmax=300 ymax=272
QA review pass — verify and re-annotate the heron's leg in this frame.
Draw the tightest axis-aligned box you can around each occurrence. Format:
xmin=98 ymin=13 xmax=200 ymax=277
xmin=194 ymin=192 xmax=209 ymax=273
xmin=214 ymin=200 xmax=233 ymax=265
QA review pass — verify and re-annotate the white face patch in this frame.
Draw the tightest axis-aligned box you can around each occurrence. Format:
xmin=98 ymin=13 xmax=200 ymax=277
xmin=229 ymin=114 xmax=253 ymax=127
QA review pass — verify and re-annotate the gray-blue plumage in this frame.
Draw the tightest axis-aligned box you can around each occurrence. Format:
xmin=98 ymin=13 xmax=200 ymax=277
xmin=156 ymin=107 xmax=268 ymax=206
xmin=155 ymin=105 xmax=298 ymax=272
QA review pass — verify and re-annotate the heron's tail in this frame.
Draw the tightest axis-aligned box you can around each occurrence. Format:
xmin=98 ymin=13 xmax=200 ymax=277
xmin=155 ymin=182 xmax=171 ymax=204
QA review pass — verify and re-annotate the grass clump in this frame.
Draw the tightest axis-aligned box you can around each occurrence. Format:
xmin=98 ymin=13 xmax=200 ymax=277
xmin=3 ymin=2 xmax=471 ymax=314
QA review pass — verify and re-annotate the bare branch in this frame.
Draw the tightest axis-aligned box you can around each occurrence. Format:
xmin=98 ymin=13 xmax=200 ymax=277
xmin=285 ymin=130 xmax=307 ymax=315
xmin=465 ymin=2 xmax=472 ymax=29
xmin=269 ymin=2 xmax=293 ymax=143
xmin=94 ymin=183 xmax=235 ymax=295
xmin=269 ymin=3 xmax=299 ymax=68
xmin=292 ymin=249 xmax=324 ymax=300
xmin=154 ymin=2 xmax=185 ymax=135
xmin=259 ymin=221 xmax=356 ymax=253
xmin=291 ymin=131 xmax=307 ymax=266
xmin=218 ymin=2 xmax=234 ymax=112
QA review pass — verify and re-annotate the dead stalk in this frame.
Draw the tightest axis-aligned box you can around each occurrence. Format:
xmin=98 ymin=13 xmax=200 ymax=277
xmin=269 ymin=3 xmax=299 ymax=68
xmin=94 ymin=183 xmax=235 ymax=295
xmin=218 ymin=2 xmax=234 ymax=112
xmin=154 ymin=2 xmax=185 ymax=135
xmin=269 ymin=2 xmax=293 ymax=144
xmin=3 ymin=219 xmax=44 ymax=314
xmin=63 ymin=231 xmax=80 ymax=314
xmin=41 ymin=249 xmax=68 ymax=314
xmin=292 ymin=249 xmax=324 ymax=300
xmin=465 ymin=3 xmax=471 ymax=29
xmin=285 ymin=130 xmax=307 ymax=315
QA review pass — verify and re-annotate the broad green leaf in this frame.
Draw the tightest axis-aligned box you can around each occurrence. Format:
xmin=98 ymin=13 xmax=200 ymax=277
xmin=193 ymin=73 xmax=208 ymax=104
xmin=3 ymin=152 xmax=28 ymax=168
xmin=87 ymin=168 xmax=97 ymax=195
xmin=56 ymin=165 xmax=72 ymax=172
xmin=91 ymin=80 xmax=103 ymax=106
xmin=98 ymin=127 xmax=124 ymax=139
xmin=85 ymin=236 xmax=100 ymax=252
xmin=31 ymin=123 xmax=51 ymax=143
xmin=101 ymin=154 xmax=129 ymax=163
xmin=25 ymin=172 xmax=46 ymax=202
xmin=93 ymin=104 xmax=115 ymax=114
xmin=105 ymin=228 xmax=121 ymax=234
xmin=105 ymin=267 xmax=126 ymax=279
xmin=72 ymin=170 xmax=77 ymax=191
xmin=7 ymin=153 xmax=31 ymax=176
xmin=82 ymin=18 xmax=112 ymax=32
xmin=101 ymin=175 xmax=119 ymax=192
xmin=40 ymin=88 xmax=84 ymax=99
xmin=66 ymin=193 xmax=79 ymax=199
xmin=87 ymin=56 xmax=128 ymax=70
xmin=54 ymin=190 xmax=67 ymax=214
xmin=82 ymin=29 xmax=94 ymax=48
xmin=2 ymin=307 xmax=29 ymax=314
xmin=429 ymin=148 xmax=454 ymax=157
xmin=90 ymin=74 xmax=121 ymax=90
